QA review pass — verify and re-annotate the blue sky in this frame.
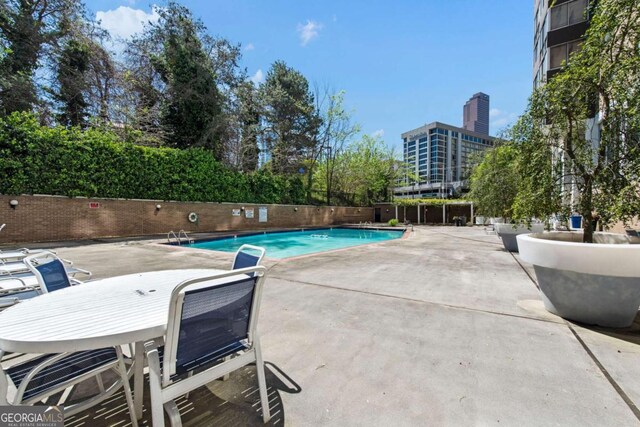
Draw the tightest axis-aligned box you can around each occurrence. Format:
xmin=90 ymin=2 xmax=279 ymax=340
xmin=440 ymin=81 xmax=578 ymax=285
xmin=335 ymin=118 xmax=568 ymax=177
xmin=89 ymin=0 xmax=534 ymax=152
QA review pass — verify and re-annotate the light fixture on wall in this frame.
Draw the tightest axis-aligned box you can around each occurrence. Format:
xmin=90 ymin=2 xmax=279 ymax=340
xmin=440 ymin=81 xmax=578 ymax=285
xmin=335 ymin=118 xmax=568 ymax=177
xmin=155 ymin=204 xmax=162 ymax=210
xmin=330 ymin=208 xmax=334 ymax=213
xmin=294 ymin=207 xmax=298 ymax=212
xmin=9 ymin=199 xmax=18 ymax=209
xmin=241 ymin=206 xmax=245 ymax=211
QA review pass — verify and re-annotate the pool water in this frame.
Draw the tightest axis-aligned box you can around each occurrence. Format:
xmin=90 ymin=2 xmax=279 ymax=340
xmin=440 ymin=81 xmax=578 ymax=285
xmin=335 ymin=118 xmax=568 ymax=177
xmin=185 ymin=227 xmax=404 ymax=259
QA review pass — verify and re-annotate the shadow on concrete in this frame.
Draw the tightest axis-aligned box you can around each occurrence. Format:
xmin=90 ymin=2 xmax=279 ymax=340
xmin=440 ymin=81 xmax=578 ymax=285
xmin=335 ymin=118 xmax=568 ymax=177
xmin=64 ymin=362 xmax=300 ymax=426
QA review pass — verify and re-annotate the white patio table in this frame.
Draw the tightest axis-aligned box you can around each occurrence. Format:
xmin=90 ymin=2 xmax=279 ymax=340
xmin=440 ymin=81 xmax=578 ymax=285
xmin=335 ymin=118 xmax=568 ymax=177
xmin=0 ymin=268 xmax=247 ymax=420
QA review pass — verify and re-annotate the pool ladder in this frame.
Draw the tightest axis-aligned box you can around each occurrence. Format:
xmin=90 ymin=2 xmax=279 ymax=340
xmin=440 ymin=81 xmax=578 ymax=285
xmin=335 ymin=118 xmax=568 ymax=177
xmin=167 ymin=230 xmax=194 ymax=245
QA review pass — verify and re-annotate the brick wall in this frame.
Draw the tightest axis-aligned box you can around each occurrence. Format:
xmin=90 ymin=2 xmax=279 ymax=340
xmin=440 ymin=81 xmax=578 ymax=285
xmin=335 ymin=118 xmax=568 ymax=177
xmin=0 ymin=195 xmax=374 ymax=244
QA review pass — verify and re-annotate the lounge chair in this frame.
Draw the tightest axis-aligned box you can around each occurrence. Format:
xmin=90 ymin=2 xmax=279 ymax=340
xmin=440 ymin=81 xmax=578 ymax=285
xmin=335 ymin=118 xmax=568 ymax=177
xmin=0 ymin=248 xmax=52 ymax=263
xmin=145 ymin=266 xmax=271 ymax=426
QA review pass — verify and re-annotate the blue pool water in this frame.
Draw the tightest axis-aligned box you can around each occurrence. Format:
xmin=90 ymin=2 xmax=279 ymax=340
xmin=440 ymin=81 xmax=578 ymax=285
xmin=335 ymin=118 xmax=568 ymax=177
xmin=185 ymin=228 xmax=404 ymax=259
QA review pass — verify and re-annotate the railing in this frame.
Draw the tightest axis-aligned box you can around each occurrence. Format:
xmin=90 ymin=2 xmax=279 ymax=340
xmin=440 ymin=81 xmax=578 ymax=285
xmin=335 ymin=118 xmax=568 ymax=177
xmin=167 ymin=230 xmax=194 ymax=245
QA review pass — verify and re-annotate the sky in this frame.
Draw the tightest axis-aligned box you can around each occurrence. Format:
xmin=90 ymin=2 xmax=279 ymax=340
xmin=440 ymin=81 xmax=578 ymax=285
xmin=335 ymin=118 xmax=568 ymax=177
xmin=88 ymin=0 xmax=534 ymax=152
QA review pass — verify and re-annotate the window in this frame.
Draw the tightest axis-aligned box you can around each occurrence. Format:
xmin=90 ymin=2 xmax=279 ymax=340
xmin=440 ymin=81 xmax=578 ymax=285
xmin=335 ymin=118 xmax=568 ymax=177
xmin=568 ymin=0 xmax=587 ymax=25
xmin=550 ymin=0 xmax=587 ymax=30
xmin=550 ymin=5 xmax=567 ymax=30
xmin=550 ymin=44 xmax=566 ymax=69
xmin=549 ymin=40 xmax=582 ymax=69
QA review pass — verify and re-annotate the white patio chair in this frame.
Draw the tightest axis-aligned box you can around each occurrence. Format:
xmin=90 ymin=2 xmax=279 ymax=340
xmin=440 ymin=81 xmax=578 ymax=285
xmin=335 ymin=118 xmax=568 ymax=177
xmin=0 ymin=346 xmax=137 ymax=424
xmin=232 ymin=244 xmax=266 ymax=276
xmin=145 ymin=266 xmax=271 ymax=426
xmin=23 ymin=252 xmax=87 ymax=293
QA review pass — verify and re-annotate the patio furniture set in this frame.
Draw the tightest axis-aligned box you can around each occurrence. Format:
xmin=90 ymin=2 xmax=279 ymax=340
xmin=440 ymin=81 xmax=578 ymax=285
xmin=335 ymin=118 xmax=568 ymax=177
xmin=0 ymin=244 xmax=271 ymax=426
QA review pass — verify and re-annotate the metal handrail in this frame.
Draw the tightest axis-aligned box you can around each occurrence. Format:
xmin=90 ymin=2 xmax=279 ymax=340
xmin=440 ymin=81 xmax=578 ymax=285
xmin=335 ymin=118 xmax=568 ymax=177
xmin=177 ymin=230 xmax=194 ymax=244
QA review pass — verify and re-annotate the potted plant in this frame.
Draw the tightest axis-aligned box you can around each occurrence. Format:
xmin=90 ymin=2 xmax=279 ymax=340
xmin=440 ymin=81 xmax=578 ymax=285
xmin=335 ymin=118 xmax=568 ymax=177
xmin=468 ymin=140 xmax=543 ymax=251
xmin=515 ymin=0 xmax=640 ymax=327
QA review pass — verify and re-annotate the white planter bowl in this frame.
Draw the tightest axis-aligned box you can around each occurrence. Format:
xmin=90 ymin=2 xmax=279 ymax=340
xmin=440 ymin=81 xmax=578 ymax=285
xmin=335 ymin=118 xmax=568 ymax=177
xmin=494 ymin=223 xmax=545 ymax=252
xmin=517 ymin=232 xmax=640 ymax=327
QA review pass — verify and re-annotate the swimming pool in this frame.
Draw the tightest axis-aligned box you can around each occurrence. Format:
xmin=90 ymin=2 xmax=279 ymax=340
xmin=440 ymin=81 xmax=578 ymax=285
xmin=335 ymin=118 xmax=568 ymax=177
xmin=184 ymin=227 xmax=404 ymax=259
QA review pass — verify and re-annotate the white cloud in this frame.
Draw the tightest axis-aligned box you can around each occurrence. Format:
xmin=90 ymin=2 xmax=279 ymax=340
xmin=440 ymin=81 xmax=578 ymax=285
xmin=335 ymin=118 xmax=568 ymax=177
xmin=489 ymin=108 xmax=519 ymax=132
xmin=250 ymin=69 xmax=265 ymax=85
xmin=96 ymin=6 xmax=160 ymax=40
xmin=297 ymin=20 xmax=323 ymax=46
xmin=244 ymin=43 xmax=255 ymax=52
xmin=371 ymin=129 xmax=385 ymax=138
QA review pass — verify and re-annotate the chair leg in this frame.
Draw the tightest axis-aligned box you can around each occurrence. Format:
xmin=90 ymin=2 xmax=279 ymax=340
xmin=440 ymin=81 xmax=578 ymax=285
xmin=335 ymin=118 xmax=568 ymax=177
xmin=254 ymin=338 xmax=271 ymax=423
xmin=133 ymin=341 xmax=145 ymax=420
xmin=222 ymin=356 xmax=231 ymax=381
xmin=146 ymin=343 xmax=165 ymax=427
xmin=116 ymin=347 xmax=139 ymax=427
xmin=164 ymin=400 xmax=182 ymax=427
xmin=184 ymin=371 xmax=193 ymax=399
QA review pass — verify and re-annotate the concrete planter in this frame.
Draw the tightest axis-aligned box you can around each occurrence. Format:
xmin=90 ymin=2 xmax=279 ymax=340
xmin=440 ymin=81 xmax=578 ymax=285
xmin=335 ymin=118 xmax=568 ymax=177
xmin=517 ymin=232 xmax=640 ymax=328
xmin=495 ymin=223 xmax=545 ymax=252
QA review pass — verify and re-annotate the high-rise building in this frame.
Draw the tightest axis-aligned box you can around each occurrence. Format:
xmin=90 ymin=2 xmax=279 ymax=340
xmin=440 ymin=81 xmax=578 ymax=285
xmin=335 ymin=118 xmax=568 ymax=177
xmin=533 ymin=0 xmax=594 ymax=209
xmin=533 ymin=0 xmax=592 ymax=89
xmin=394 ymin=122 xmax=494 ymax=199
xmin=463 ymin=92 xmax=490 ymax=136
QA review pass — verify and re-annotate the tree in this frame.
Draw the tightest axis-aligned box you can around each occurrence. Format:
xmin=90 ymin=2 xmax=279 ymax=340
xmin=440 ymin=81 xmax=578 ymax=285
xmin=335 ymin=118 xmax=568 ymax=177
xmin=467 ymin=141 xmax=520 ymax=219
xmin=310 ymin=88 xmax=360 ymax=204
xmin=123 ymin=3 xmax=244 ymax=156
xmin=512 ymin=0 xmax=640 ymax=243
xmin=154 ymin=4 xmax=224 ymax=154
xmin=260 ymin=61 xmax=320 ymax=174
xmin=223 ymin=80 xmax=261 ymax=171
xmin=315 ymin=134 xmax=400 ymax=206
xmin=53 ymin=37 xmax=90 ymax=127
xmin=0 ymin=0 xmax=80 ymax=114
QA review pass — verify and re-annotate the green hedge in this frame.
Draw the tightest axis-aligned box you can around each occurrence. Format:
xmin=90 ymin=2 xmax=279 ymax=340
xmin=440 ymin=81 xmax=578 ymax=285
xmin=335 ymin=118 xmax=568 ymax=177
xmin=0 ymin=113 xmax=305 ymax=204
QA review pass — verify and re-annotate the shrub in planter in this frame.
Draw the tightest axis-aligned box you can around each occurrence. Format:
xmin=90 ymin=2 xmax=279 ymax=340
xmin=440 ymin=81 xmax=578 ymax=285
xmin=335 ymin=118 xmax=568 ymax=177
xmin=388 ymin=218 xmax=399 ymax=227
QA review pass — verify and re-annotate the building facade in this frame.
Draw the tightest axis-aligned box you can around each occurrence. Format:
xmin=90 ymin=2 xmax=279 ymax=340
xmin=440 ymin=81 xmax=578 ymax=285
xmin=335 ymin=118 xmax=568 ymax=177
xmin=463 ymin=92 xmax=490 ymax=135
xmin=533 ymin=0 xmax=595 ymax=210
xmin=395 ymin=122 xmax=494 ymax=199
xmin=533 ymin=0 xmax=592 ymax=89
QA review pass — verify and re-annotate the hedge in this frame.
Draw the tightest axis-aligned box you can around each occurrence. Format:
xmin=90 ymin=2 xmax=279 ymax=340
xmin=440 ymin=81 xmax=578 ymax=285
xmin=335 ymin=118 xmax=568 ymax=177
xmin=0 ymin=113 xmax=305 ymax=204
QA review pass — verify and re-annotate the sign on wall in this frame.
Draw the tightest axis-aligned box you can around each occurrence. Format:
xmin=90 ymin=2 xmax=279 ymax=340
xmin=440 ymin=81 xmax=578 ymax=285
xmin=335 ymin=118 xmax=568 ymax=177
xmin=89 ymin=202 xmax=100 ymax=209
xmin=245 ymin=208 xmax=254 ymax=219
xmin=231 ymin=209 xmax=241 ymax=217
xmin=259 ymin=207 xmax=268 ymax=223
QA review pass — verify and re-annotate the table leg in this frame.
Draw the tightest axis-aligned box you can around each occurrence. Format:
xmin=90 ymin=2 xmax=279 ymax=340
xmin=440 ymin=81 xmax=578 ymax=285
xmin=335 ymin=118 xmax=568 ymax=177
xmin=134 ymin=341 xmax=145 ymax=420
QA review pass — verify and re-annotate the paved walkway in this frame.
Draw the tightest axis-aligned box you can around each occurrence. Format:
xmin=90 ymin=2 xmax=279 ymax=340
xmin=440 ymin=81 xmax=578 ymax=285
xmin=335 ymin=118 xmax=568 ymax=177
xmin=47 ymin=226 xmax=640 ymax=426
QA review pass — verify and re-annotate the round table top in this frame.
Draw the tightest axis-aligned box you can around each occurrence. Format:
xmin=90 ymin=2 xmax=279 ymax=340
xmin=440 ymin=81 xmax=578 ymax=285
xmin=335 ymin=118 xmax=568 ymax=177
xmin=0 ymin=269 xmax=246 ymax=353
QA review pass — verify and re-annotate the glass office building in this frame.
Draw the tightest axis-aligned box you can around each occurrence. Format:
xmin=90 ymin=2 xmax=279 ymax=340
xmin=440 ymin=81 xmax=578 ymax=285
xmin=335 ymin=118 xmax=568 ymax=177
xmin=395 ymin=122 xmax=494 ymax=198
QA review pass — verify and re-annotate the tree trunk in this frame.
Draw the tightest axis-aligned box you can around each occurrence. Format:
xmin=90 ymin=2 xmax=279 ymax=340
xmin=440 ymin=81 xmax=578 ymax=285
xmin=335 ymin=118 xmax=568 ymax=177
xmin=581 ymin=178 xmax=594 ymax=244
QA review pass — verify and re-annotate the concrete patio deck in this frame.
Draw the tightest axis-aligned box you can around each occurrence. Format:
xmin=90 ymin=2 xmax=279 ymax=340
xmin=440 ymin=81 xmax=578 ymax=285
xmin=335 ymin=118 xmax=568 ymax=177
xmin=18 ymin=226 xmax=640 ymax=425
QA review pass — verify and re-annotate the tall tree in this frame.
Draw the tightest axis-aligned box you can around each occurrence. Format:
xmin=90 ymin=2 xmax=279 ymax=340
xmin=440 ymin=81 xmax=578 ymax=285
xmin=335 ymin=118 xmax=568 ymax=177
xmin=510 ymin=0 xmax=640 ymax=243
xmin=260 ymin=61 xmax=320 ymax=174
xmin=312 ymin=88 xmax=360 ymax=204
xmin=0 ymin=0 xmax=80 ymax=114
xmin=53 ymin=37 xmax=90 ymax=127
xmin=123 ymin=3 xmax=243 ymax=155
